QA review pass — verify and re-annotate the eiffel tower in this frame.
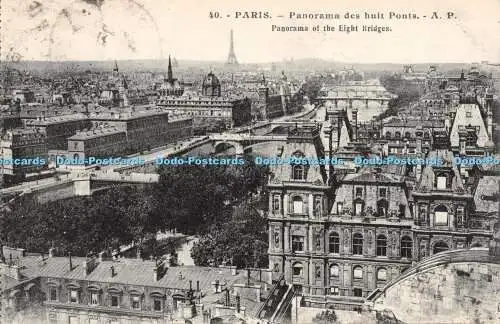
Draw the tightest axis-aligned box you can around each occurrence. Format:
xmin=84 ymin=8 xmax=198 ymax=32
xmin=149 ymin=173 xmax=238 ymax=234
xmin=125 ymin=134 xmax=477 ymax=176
xmin=226 ymin=29 xmax=239 ymax=65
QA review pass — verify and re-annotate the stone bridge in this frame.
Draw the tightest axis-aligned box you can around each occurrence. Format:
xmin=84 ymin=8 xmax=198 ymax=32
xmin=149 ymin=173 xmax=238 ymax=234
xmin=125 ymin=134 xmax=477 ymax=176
xmin=0 ymin=172 xmax=158 ymax=205
xmin=209 ymin=133 xmax=289 ymax=154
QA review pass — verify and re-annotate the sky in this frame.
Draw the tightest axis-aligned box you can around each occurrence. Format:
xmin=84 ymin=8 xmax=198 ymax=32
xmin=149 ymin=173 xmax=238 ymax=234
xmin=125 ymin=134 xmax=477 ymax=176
xmin=1 ymin=0 xmax=500 ymax=63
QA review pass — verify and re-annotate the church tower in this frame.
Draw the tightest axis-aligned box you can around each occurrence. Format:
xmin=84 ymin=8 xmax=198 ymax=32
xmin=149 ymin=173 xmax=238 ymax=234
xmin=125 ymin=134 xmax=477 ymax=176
xmin=226 ymin=29 xmax=239 ymax=65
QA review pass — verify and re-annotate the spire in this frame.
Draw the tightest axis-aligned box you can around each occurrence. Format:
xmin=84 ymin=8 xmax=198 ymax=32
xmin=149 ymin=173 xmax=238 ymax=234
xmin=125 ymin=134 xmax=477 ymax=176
xmin=113 ymin=60 xmax=119 ymax=73
xmin=167 ymin=55 xmax=173 ymax=82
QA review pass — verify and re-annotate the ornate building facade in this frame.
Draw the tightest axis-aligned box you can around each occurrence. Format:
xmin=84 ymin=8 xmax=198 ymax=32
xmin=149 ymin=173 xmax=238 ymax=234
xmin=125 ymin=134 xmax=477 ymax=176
xmin=267 ymin=124 xmax=497 ymax=299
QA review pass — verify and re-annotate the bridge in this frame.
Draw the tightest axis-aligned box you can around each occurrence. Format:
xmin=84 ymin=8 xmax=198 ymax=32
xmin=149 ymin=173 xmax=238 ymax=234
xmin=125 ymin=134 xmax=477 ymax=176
xmin=209 ymin=133 xmax=289 ymax=154
xmin=0 ymin=105 xmax=320 ymax=205
xmin=0 ymin=171 xmax=158 ymax=205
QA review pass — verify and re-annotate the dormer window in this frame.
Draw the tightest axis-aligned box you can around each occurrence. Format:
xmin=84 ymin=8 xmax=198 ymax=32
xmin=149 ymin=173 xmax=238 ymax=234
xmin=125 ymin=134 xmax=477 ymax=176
xmin=131 ymin=295 xmax=141 ymax=309
xmin=378 ymin=188 xmax=387 ymax=198
xmin=355 ymin=188 xmax=363 ymax=198
xmin=436 ymin=173 xmax=449 ymax=190
xmin=69 ymin=290 xmax=79 ymax=303
xmin=49 ymin=287 xmax=58 ymax=301
xmin=292 ymin=165 xmax=304 ymax=180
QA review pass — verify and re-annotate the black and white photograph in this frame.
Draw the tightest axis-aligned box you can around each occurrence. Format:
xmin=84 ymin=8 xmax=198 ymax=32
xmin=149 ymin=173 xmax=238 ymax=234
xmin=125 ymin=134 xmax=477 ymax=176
xmin=0 ymin=0 xmax=499 ymax=323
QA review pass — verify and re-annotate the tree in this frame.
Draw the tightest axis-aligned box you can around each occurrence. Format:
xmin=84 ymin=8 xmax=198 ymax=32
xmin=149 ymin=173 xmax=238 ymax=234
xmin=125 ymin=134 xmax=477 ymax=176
xmin=313 ymin=310 xmax=338 ymax=324
xmin=191 ymin=203 xmax=268 ymax=268
xmin=151 ymin=155 xmax=269 ymax=235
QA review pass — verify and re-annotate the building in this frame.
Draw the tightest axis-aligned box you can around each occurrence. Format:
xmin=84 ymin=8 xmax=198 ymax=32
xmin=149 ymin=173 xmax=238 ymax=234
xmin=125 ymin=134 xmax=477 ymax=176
xmin=0 ymin=247 xmax=270 ymax=324
xmin=266 ymin=125 xmax=497 ymax=299
xmin=67 ymin=127 xmax=127 ymax=161
xmin=24 ymin=114 xmax=91 ymax=150
xmin=449 ymin=103 xmax=491 ymax=149
xmin=88 ymin=107 xmax=193 ymax=153
xmin=202 ymin=72 xmax=221 ymax=97
xmin=0 ymin=128 xmax=47 ymax=185
xmin=256 ymin=72 xmax=305 ymax=120
xmin=158 ymin=56 xmax=184 ymax=97
xmin=157 ymin=96 xmax=251 ymax=131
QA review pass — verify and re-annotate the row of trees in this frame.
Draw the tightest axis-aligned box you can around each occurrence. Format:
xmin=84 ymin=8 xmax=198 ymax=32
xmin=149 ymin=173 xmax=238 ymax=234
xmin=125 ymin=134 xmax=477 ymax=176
xmin=0 ymin=156 xmax=271 ymax=268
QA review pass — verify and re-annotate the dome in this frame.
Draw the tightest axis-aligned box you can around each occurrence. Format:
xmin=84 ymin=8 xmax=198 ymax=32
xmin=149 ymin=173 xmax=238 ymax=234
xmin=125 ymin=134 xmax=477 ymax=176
xmin=202 ymin=72 xmax=221 ymax=97
xmin=203 ymin=72 xmax=220 ymax=88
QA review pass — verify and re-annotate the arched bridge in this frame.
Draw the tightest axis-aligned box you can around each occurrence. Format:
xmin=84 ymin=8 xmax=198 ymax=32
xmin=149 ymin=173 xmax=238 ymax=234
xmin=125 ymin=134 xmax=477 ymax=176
xmin=209 ymin=133 xmax=288 ymax=154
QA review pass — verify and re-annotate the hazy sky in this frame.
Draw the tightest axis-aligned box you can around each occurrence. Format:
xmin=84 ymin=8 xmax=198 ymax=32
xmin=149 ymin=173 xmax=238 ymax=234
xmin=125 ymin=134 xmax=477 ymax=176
xmin=2 ymin=0 xmax=500 ymax=63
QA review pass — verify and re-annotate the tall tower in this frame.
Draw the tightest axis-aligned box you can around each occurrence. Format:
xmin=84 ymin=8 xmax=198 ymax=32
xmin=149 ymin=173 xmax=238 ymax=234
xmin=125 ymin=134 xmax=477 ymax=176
xmin=167 ymin=55 xmax=174 ymax=82
xmin=226 ymin=29 xmax=239 ymax=65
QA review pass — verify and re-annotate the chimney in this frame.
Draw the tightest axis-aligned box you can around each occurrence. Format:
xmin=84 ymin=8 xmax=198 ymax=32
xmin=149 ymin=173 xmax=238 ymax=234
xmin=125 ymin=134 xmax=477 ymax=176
xmin=189 ymin=280 xmax=193 ymax=291
xmin=351 ymin=107 xmax=358 ymax=141
xmin=487 ymin=108 xmax=493 ymax=140
xmin=196 ymin=280 xmax=200 ymax=292
xmin=236 ymin=294 xmax=241 ymax=313
xmin=213 ymin=280 xmax=220 ymax=293
xmin=458 ymin=128 xmax=468 ymax=155
xmin=415 ymin=154 xmax=423 ymax=180
xmin=225 ymin=289 xmax=230 ymax=306
xmin=68 ymin=252 xmax=73 ymax=271
xmin=154 ymin=267 xmax=159 ymax=281
xmin=98 ymin=251 xmax=105 ymax=262
xmin=48 ymin=248 xmax=54 ymax=258
xmin=110 ymin=266 xmax=115 ymax=277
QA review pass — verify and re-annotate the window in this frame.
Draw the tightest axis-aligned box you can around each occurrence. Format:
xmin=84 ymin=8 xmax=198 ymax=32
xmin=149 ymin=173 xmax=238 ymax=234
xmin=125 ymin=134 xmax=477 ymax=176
xmin=69 ymin=290 xmax=78 ymax=303
xmin=399 ymin=204 xmax=406 ymax=218
xmin=353 ymin=288 xmax=363 ymax=297
xmin=272 ymin=196 xmax=280 ymax=211
xmin=354 ymin=199 xmax=364 ymax=216
xmin=404 ymin=132 xmax=411 ymax=139
xmin=292 ymin=165 xmax=304 ymax=180
xmin=329 ymin=232 xmax=340 ymax=253
xmin=377 ymin=199 xmax=388 ymax=217
xmin=292 ymin=196 xmax=303 ymax=214
xmin=395 ymin=131 xmax=401 ymax=138
xmin=401 ymin=236 xmax=413 ymax=258
xmin=434 ymin=205 xmax=448 ymax=225
xmin=131 ymin=295 xmax=141 ymax=309
xmin=329 ymin=264 xmax=339 ymax=278
xmin=436 ymin=175 xmax=448 ymax=190
xmin=377 ymin=268 xmax=387 ymax=281
xmin=385 ymin=132 xmax=391 ymax=139
xmin=352 ymin=233 xmax=363 ymax=255
xmin=111 ymin=295 xmax=119 ymax=307
xmin=49 ymin=288 xmax=58 ymax=301
xmin=68 ymin=316 xmax=79 ymax=324
xmin=292 ymin=235 xmax=304 ymax=252
xmin=376 ymin=235 xmax=387 ymax=256
xmin=315 ymin=266 xmax=321 ymax=279
xmin=433 ymin=241 xmax=449 ymax=254
xmin=153 ymin=298 xmax=162 ymax=311
xmin=90 ymin=292 xmax=99 ymax=305
xmin=292 ymin=262 xmax=303 ymax=277
xmin=466 ymin=111 xmax=472 ymax=118
xmin=378 ymin=188 xmax=387 ymax=198
xmin=337 ymin=202 xmax=343 ymax=215
xmin=353 ymin=266 xmax=363 ymax=279
xmin=330 ymin=287 xmax=339 ymax=295
xmin=355 ymin=188 xmax=363 ymax=198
